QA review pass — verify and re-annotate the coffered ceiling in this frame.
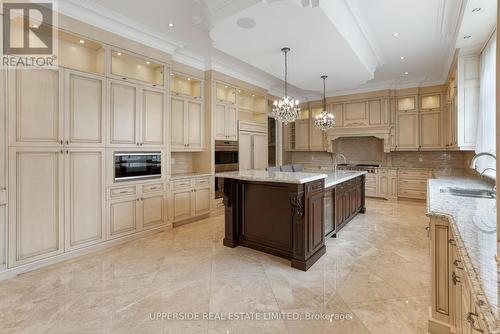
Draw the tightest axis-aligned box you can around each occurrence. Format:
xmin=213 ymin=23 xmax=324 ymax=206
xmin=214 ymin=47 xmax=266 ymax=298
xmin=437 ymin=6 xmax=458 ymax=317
xmin=58 ymin=0 xmax=494 ymax=99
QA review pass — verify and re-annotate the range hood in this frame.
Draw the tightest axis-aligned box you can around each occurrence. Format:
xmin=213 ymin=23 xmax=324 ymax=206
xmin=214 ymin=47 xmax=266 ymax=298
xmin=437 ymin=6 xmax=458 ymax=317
xmin=325 ymin=125 xmax=393 ymax=153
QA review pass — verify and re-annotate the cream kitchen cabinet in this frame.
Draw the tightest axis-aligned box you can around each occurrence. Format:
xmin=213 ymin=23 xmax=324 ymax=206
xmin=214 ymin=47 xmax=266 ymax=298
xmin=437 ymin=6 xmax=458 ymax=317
xmin=377 ymin=169 xmax=398 ymax=200
xmin=429 ymin=216 xmax=489 ymax=334
xmin=214 ymin=104 xmax=238 ymax=141
xmin=64 ymin=148 xmax=105 ymax=250
xmin=171 ymin=176 xmax=211 ymax=223
xmin=419 ymin=111 xmax=443 ymax=150
xmin=108 ymin=80 xmax=166 ymax=148
xmin=398 ymin=169 xmax=431 ymax=200
xmin=310 ymin=108 xmax=326 ymax=151
xmin=107 ymin=182 xmax=168 ymax=239
xmin=8 ymin=148 xmax=65 ymax=266
xmin=8 ymin=69 xmax=107 ymax=148
xmin=239 ymin=122 xmax=267 ymax=171
xmin=64 ymin=70 xmax=106 ymax=147
xmin=171 ymin=96 xmax=204 ymax=151
xmin=8 ymin=147 xmax=106 ymax=266
xmin=0 ymin=203 xmax=5 ymax=271
xmin=396 ymin=112 xmax=419 ymax=150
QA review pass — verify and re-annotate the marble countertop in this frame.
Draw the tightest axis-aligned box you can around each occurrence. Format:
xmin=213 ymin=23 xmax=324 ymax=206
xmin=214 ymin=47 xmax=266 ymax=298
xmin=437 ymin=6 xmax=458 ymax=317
xmin=427 ymin=177 xmax=499 ymax=333
xmin=325 ymin=171 xmax=367 ymax=188
xmin=215 ymin=170 xmax=328 ymax=184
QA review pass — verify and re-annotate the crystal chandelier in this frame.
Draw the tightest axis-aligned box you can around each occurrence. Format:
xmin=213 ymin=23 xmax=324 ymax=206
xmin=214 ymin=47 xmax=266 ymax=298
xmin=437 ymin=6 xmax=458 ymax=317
xmin=273 ymin=47 xmax=300 ymax=124
xmin=314 ymin=75 xmax=335 ymax=131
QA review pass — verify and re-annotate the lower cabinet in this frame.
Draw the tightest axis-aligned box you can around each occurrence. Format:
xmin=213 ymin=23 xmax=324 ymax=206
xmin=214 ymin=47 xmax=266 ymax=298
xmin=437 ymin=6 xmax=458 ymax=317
xmin=377 ymin=169 xmax=398 ymax=200
xmin=334 ymin=176 xmax=364 ymax=233
xmin=0 ymin=202 xmax=6 ymax=270
xmin=172 ymin=176 xmax=212 ymax=223
xmin=107 ymin=185 xmax=168 ymax=239
xmin=429 ymin=217 xmax=488 ymax=334
xmin=398 ymin=169 xmax=431 ymax=200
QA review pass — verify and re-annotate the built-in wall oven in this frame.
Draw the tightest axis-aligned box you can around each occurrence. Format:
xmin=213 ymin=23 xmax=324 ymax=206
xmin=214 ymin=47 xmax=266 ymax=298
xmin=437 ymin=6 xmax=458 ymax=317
xmin=215 ymin=140 xmax=239 ymax=199
xmin=114 ymin=152 xmax=161 ymax=182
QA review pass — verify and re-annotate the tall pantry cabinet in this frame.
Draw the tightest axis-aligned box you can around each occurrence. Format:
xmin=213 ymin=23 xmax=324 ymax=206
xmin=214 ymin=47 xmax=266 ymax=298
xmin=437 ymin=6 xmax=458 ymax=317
xmin=7 ymin=68 xmax=107 ymax=266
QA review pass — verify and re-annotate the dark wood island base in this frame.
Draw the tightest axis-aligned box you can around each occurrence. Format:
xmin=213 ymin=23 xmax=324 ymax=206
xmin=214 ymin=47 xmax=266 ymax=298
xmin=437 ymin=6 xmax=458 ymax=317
xmin=220 ymin=177 xmax=326 ymax=271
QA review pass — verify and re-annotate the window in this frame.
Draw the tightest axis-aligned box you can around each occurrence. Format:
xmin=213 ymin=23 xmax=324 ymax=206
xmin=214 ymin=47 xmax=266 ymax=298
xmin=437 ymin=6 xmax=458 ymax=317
xmin=475 ymin=32 xmax=496 ymax=178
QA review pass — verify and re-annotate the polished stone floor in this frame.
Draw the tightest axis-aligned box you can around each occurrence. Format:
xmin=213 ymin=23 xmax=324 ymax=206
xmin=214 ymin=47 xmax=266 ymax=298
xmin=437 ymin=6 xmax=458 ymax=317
xmin=0 ymin=199 xmax=430 ymax=334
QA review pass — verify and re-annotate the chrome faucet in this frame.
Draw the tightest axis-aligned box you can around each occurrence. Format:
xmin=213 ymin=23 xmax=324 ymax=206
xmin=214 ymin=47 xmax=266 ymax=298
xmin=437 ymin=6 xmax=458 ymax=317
xmin=470 ymin=152 xmax=496 ymax=170
xmin=331 ymin=153 xmax=347 ymax=174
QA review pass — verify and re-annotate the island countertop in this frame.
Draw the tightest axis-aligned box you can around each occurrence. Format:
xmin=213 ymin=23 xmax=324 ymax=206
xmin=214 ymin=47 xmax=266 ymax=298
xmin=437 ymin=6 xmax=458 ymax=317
xmin=324 ymin=171 xmax=367 ymax=188
xmin=427 ymin=177 xmax=499 ymax=333
xmin=215 ymin=170 xmax=328 ymax=184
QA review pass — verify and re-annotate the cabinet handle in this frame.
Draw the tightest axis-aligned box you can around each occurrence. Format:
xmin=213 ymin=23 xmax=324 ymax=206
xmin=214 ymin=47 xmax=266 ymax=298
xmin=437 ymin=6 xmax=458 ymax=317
xmin=466 ymin=313 xmax=484 ymax=333
xmin=122 ymin=77 xmax=127 ymax=80
xmin=66 ymin=150 xmax=69 ymax=154
xmin=66 ymin=140 xmax=69 ymax=145
xmin=119 ymin=190 xmax=129 ymax=194
xmin=452 ymin=272 xmax=461 ymax=285
xmin=454 ymin=259 xmax=464 ymax=270
xmin=60 ymin=149 xmax=63 ymax=154
xmin=149 ymin=187 xmax=159 ymax=190
xmin=59 ymin=140 xmax=63 ymax=145
xmin=136 ymin=198 xmax=139 ymax=202
xmin=448 ymin=239 xmax=456 ymax=245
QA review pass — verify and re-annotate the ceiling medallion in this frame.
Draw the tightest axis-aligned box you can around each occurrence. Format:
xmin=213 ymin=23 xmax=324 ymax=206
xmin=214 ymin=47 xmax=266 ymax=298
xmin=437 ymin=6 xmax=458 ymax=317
xmin=314 ymin=75 xmax=335 ymax=131
xmin=272 ymin=47 xmax=300 ymax=124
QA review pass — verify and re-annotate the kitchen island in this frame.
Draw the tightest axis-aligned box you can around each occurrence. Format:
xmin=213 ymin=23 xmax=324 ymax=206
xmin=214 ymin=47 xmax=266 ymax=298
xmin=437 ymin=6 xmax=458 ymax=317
xmin=216 ymin=170 xmax=366 ymax=271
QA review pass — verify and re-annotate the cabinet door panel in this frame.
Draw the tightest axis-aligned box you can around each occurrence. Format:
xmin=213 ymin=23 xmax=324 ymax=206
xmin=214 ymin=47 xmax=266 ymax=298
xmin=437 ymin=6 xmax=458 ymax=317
xmin=187 ymin=101 xmax=203 ymax=148
xmin=295 ymin=120 xmax=309 ymax=150
xmin=396 ymin=113 xmax=418 ymax=150
xmin=225 ymin=106 xmax=238 ymax=141
xmin=238 ymin=132 xmax=252 ymax=170
xmin=173 ymin=190 xmax=191 ymax=221
xmin=141 ymin=88 xmax=165 ymax=146
xmin=109 ymin=81 xmax=137 ymax=145
xmin=420 ymin=112 xmax=442 ymax=149
xmin=66 ymin=150 xmax=104 ymax=249
xmin=194 ymin=188 xmax=210 ymax=215
xmin=66 ymin=71 xmax=104 ymax=145
xmin=252 ymin=133 xmax=267 ymax=170
xmin=10 ymin=69 xmax=62 ymax=144
xmin=109 ymin=199 xmax=137 ymax=238
xmin=0 ymin=205 xmax=5 ymax=268
xmin=171 ymin=97 xmax=186 ymax=149
xmin=142 ymin=194 xmax=165 ymax=229
xmin=214 ymin=104 xmax=226 ymax=140
xmin=11 ymin=150 xmax=63 ymax=264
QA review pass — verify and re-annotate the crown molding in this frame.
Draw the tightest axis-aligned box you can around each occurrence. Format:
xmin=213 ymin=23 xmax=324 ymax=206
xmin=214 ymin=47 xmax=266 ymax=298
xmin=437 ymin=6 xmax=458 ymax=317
xmin=58 ymin=0 xmax=185 ymax=54
xmin=172 ymin=49 xmax=208 ymax=71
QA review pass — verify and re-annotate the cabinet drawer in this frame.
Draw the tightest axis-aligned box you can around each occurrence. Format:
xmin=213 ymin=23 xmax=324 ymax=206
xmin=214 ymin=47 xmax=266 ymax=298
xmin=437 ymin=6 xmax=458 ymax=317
xmin=195 ymin=177 xmax=210 ymax=188
xmin=109 ymin=186 xmax=137 ymax=199
xmin=142 ymin=183 xmax=164 ymax=194
xmin=398 ymin=179 xmax=427 ymax=190
xmin=398 ymin=188 xmax=426 ymax=199
xmin=399 ymin=170 xmax=430 ymax=179
xmin=173 ymin=179 xmax=193 ymax=190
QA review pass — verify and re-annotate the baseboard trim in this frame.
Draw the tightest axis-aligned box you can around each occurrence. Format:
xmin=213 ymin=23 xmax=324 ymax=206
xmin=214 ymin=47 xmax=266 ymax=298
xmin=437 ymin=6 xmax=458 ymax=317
xmin=428 ymin=316 xmax=452 ymax=334
xmin=0 ymin=223 xmax=172 ymax=282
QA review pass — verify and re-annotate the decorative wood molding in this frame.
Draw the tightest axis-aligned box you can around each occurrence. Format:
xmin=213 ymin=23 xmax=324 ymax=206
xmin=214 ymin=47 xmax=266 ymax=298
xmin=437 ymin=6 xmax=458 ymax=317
xmin=289 ymin=191 xmax=304 ymax=218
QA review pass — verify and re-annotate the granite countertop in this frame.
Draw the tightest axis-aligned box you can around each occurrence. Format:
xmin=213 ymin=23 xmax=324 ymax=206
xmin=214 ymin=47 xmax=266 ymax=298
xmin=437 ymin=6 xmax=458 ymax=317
xmin=427 ymin=177 xmax=499 ymax=333
xmin=215 ymin=170 xmax=328 ymax=184
xmin=325 ymin=171 xmax=367 ymax=188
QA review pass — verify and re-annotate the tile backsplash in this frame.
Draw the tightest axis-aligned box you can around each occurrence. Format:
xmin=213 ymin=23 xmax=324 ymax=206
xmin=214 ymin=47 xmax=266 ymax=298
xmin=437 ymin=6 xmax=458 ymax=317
xmin=171 ymin=153 xmax=194 ymax=174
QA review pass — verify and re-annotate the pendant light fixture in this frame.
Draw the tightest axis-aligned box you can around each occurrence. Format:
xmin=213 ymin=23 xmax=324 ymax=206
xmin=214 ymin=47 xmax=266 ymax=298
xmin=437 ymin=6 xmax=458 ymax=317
xmin=314 ymin=75 xmax=335 ymax=131
xmin=272 ymin=47 xmax=300 ymax=124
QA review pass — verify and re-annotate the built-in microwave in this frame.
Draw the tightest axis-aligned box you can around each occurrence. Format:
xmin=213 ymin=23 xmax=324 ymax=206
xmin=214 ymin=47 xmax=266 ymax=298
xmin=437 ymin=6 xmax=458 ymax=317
xmin=114 ymin=152 xmax=161 ymax=182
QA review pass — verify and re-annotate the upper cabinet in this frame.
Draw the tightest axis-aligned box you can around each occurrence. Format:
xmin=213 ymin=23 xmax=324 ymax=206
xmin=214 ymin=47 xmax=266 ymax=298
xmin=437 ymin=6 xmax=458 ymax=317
xmin=170 ymin=73 xmax=202 ymax=100
xmin=214 ymin=104 xmax=238 ymax=141
xmin=171 ymin=97 xmax=204 ymax=151
xmin=110 ymin=49 xmax=165 ymax=87
xmin=420 ymin=94 xmax=442 ymax=111
xmin=58 ymin=31 xmax=105 ymax=75
xmin=108 ymin=80 xmax=166 ymax=147
xmin=397 ymin=96 xmax=417 ymax=112
xmin=237 ymin=90 xmax=267 ymax=124
xmin=216 ymin=83 xmax=237 ymax=104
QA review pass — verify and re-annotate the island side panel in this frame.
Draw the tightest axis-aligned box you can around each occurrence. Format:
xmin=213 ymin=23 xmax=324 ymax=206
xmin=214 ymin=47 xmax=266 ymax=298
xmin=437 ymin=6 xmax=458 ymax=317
xmin=360 ymin=174 xmax=366 ymax=214
xmin=221 ymin=177 xmax=238 ymax=248
xmin=291 ymin=179 xmax=326 ymax=271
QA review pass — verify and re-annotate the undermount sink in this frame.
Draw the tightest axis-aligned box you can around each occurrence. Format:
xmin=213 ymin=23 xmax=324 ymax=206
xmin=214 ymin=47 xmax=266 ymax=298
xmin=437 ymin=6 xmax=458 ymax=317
xmin=439 ymin=187 xmax=496 ymax=199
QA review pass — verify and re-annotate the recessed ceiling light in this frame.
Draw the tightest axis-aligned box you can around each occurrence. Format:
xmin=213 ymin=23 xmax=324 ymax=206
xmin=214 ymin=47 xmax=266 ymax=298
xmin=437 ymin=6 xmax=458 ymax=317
xmin=31 ymin=24 xmax=38 ymax=28
xmin=400 ymin=56 xmax=405 ymax=60
xmin=252 ymin=94 xmax=255 ymax=97
xmin=187 ymin=78 xmax=191 ymax=81
xmin=472 ymin=7 xmax=481 ymax=12
xmin=146 ymin=61 xmax=150 ymax=65
xmin=225 ymin=85 xmax=228 ymax=88
xmin=463 ymin=35 xmax=472 ymax=39
xmin=79 ymin=39 xmax=85 ymax=44
xmin=117 ymin=52 xmax=122 ymax=56
xmin=404 ymin=71 xmax=409 ymax=75
xmin=393 ymin=32 xmax=399 ymax=37
xmin=170 ymin=73 xmax=174 ymax=76
xmin=168 ymin=23 xmax=174 ymax=27
xmin=237 ymin=17 xmax=256 ymax=29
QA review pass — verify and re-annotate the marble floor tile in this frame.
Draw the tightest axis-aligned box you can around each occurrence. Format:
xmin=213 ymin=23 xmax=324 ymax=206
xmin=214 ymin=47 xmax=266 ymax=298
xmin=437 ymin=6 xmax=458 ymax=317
xmin=0 ymin=199 xmax=431 ymax=333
